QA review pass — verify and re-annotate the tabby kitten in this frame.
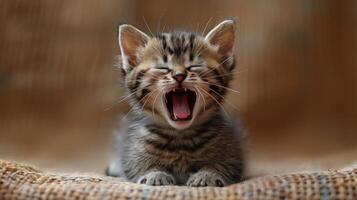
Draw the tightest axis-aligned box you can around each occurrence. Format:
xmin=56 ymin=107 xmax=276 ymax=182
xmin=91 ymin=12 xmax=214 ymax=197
xmin=106 ymin=20 xmax=245 ymax=187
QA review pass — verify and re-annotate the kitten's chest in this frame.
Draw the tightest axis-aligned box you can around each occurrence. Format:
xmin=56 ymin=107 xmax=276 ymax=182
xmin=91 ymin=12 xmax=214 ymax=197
xmin=133 ymin=123 xmax=222 ymax=172
xmin=147 ymin=145 xmax=202 ymax=172
xmin=141 ymin=135 xmax=215 ymax=172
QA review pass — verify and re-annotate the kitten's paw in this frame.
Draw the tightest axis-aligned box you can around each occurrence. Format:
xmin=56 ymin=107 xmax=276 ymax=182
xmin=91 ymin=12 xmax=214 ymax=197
xmin=137 ymin=171 xmax=176 ymax=186
xmin=186 ymin=171 xmax=226 ymax=187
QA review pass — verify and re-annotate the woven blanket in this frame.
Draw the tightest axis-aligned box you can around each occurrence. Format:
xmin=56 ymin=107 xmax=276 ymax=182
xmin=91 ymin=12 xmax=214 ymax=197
xmin=0 ymin=160 xmax=356 ymax=200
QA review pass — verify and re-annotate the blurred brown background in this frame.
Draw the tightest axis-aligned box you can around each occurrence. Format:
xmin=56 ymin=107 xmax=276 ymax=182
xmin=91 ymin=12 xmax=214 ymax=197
xmin=0 ymin=0 xmax=356 ymax=176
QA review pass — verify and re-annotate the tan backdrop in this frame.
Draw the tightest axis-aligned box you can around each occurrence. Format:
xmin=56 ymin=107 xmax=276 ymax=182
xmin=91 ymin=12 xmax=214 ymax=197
xmin=0 ymin=0 xmax=356 ymax=176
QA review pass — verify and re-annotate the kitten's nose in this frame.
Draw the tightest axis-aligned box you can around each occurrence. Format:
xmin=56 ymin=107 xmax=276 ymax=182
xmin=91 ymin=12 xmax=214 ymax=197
xmin=173 ymin=73 xmax=187 ymax=83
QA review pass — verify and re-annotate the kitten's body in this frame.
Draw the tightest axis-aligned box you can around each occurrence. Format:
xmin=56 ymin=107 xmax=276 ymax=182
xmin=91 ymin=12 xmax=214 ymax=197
xmin=107 ymin=20 xmax=245 ymax=186
xmin=109 ymin=111 xmax=244 ymax=185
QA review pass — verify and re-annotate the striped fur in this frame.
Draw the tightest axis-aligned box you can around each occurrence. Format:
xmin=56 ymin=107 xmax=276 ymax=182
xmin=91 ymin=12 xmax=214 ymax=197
xmin=108 ymin=20 xmax=245 ymax=187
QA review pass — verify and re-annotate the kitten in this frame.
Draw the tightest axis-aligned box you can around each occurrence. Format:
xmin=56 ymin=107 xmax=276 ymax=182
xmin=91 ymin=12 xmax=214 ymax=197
xmin=106 ymin=20 xmax=245 ymax=187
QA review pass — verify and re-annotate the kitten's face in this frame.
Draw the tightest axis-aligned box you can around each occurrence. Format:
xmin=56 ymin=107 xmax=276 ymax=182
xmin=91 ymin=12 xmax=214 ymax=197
xmin=119 ymin=20 xmax=235 ymax=129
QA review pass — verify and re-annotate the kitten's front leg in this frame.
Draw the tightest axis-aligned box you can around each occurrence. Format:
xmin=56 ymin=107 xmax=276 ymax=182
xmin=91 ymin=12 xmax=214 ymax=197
xmin=137 ymin=170 xmax=176 ymax=186
xmin=186 ymin=169 xmax=230 ymax=187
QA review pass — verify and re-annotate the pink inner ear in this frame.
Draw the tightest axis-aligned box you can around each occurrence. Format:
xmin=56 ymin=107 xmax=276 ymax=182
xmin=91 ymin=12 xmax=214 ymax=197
xmin=209 ymin=26 xmax=234 ymax=57
xmin=120 ymin=26 xmax=149 ymax=67
xmin=122 ymin=34 xmax=141 ymax=66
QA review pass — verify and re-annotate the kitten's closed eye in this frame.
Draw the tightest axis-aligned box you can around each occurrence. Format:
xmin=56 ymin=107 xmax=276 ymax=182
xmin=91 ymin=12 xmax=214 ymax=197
xmin=187 ymin=65 xmax=204 ymax=72
xmin=152 ymin=67 xmax=171 ymax=74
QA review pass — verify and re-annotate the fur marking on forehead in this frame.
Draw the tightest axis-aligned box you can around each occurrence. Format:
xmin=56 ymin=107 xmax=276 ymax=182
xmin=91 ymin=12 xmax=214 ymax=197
xmin=158 ymin=32 xmax=198 ymax=57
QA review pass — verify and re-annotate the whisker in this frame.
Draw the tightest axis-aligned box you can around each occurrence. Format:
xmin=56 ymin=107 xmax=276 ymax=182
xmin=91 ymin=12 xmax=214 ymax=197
xmin=199 ymin=87 xmax=230 ymax=118
xmin=124 ymin=79 xmax=147 ymax=84
xmin=195 ymin=23 xmax=200 ymax=34
xmin=195 ymin=45 xmax=209 ymax=58
xmin=160 ymin=95 xmax=166 ymax=116
xmin=125 ymin=74 xmax=163 ymax=84
xmin=201 ymin=17 xmax=213 ymax=36
xmin=192 ymin=39 xmax=207 ymax=56
xmin=186 ymin=80 xmax=240 ymax=94
xmin=194 ymin=86 xmax=206 ymax=113
xmin=104 ymin=88 xmax=142 ymax=111
xmin=151 ymin=90 xmax=161 ymax=117
xmin=209 ymin=70 xmax=248 ymax=79
xmin=140 ymin=88 xmax=159 ymax=111
xmin=143 ymin=16 xmax=155 ymax=37
xmin=115 ymin=92 xmax=136 ymax=103
xmin=207 ymin=87 xmax=239 ymax=111
xmin=156 ymin=12 xmax=166 ymax=35
xmin=121 ymin=96 xmax=146 ymax=120
xmin=199 ymin=57 xmax=232 ymax=77
xmin=161 ymin=23 xmax=167 ymax=33
xmin=122 ymin=88 xmax=159 ymax=120
xmin=151 ymin=42 xmax=165 ymax=55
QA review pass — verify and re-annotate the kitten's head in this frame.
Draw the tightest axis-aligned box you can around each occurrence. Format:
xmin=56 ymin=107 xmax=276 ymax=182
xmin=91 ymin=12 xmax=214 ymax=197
xmin=118 ymin=20 xmax=236 ymax=130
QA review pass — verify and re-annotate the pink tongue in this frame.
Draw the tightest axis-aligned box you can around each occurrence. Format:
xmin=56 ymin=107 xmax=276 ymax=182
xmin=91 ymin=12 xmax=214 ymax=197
xmin=172 ymin=94 xmax=191 ymax=119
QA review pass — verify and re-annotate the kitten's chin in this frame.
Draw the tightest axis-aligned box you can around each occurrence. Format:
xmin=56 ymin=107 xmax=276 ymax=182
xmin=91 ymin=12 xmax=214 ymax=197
xmin=166 ymin=117 xmax=195 ymax=130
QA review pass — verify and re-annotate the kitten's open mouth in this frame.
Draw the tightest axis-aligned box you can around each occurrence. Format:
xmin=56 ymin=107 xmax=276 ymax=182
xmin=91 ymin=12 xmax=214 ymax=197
xmin=165 ymin=88 xmax=196 ymax=121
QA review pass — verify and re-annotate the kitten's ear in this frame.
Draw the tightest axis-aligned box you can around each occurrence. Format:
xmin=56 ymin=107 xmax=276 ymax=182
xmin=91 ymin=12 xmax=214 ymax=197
xmin=118 ymin=24 xmax=150 ymax=72
xmin=205 ymin=20 xmax=235 ymax=60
